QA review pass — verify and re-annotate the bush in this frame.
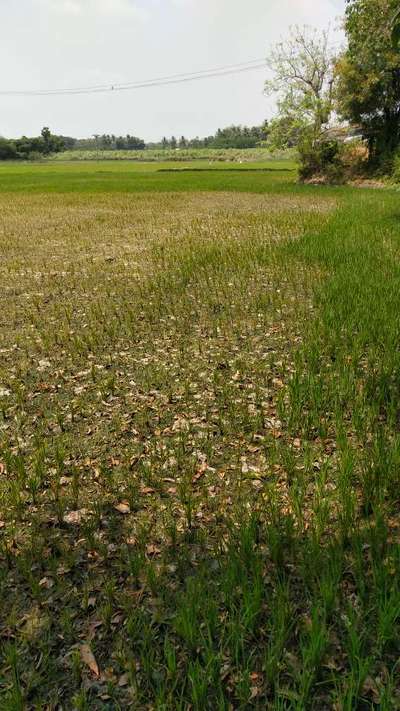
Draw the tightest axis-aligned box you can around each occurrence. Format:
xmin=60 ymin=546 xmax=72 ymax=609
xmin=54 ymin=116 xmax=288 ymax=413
xmin=26 ymin=151 xmax=45 ymax=162
xmin=299 ymin=139 xmax=346 ymax=184
xmin=0 ymin=138 xmax=17 ymax=160
xmin=340 ymin=140 xmax=369 ymax=177
xmin=390 ymin=152 xmax=400 ymax=183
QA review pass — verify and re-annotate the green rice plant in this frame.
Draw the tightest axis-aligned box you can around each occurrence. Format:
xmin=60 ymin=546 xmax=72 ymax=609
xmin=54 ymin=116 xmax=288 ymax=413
xmin=1 ymin=160 xmax=400 ymax=707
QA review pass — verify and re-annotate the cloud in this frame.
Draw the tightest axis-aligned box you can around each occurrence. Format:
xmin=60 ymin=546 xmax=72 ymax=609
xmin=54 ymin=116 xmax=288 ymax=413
xmin=57 ymin=0 xmax=81 ymax=15
xmin=41 ymin=0 xmax=148 ymax=19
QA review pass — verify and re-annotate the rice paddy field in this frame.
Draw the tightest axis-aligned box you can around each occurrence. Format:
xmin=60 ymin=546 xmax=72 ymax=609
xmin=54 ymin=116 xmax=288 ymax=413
xmin=1 ymin=159 xmax=400 ymax=709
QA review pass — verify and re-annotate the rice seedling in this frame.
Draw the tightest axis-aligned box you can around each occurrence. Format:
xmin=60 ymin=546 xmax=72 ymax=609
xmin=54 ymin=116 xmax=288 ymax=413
xmin=0 ymin=161 xmax=400 ymax=707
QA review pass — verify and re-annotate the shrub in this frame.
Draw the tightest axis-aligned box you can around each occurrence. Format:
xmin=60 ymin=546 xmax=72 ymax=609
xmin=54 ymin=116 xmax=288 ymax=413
xmin=0 ymin=138 xmax=17 ymax=160
xmin=26 ymin=151 xmax=45 ymax=162
xmin=390 ymin=152 xmax=400 ymax=183
xmin=298 ymin=139 xmax=346 ymax=184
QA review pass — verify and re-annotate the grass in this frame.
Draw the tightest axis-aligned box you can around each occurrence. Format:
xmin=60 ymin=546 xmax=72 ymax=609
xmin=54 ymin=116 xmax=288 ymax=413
xmin=1 ymin=161 xmax=400 ymax=709
xmin=0 ymin=159 xmax=298 ymax=194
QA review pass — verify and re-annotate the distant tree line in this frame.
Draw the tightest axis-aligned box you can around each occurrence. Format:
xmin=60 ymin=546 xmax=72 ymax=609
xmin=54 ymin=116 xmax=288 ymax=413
xmin=0 ymin=127 xmax=65 ymax=160
xmin=71 ymin=134 xmax=146 ymax=150
xmin=0 ymin=123 xmax=272 ymax=161
xmin=150 ymin=124 xmax=269 ymax=150
xmin=67 ymin=124 xmax=269 ymax=151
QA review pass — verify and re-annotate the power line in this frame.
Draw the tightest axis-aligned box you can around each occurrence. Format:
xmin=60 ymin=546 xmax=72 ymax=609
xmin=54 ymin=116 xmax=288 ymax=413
xmin=0 ymin=59 xmax=267 ymax=97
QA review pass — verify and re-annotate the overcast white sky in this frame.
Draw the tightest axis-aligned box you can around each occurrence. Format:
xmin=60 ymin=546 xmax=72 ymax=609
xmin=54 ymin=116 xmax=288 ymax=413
xmin=0 ymin=0 xmax=345 ymax=141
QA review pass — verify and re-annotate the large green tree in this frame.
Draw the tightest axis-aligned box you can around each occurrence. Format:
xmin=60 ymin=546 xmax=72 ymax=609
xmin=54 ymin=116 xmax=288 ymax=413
xmin=336 ymin=0 xmax=400 ymax=162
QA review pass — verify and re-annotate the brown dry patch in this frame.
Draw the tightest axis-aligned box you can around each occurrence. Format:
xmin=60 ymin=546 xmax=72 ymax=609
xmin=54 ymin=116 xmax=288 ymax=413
xmin=0 ymin=186 xmax=347 ymax=708
xmin=0 ymin=189 xmax=324 ymax=532
xmin=0 ymin=190 xmax=332 ymax=345
xmin=0 ymin=190 xmax=334 ymax=258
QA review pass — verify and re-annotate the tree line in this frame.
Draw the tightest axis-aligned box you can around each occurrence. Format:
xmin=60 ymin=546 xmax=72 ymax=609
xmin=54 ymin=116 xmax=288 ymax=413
xmin=74 ymin=125 xmax=268 ymax=151
xmin=0 ymin=130 xmax=146 ymax=159
xmin=72 ymin=134 xmax=146 ymax=151
xmin=0 ymin=127 xmax=65 ymax=160
xmin=154 ymin=125 xmax=268 ymax=150
xmin=0 ymin=124 xmax=270 ymax=161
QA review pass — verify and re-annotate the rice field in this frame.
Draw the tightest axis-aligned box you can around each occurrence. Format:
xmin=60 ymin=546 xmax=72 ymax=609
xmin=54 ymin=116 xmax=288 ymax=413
xmin=1 ymin=161 xmax=400 ymax=709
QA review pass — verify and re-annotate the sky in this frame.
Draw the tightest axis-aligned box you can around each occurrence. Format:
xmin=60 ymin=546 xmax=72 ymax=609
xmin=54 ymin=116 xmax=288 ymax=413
xmin=0 ymin=0 xmax=346 ymax=141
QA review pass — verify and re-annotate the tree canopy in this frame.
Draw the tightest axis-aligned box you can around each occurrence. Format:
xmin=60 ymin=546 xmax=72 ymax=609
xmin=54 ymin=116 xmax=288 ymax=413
xmin=0 ymin=128 xmax=65 ymax=160
xmin=336 ymin=0 xmax=400 ymax=162
xmin=154 ymin=125 xmax=268 ymax=150
xmin=265 ymin=26 xmax=335 ymax=146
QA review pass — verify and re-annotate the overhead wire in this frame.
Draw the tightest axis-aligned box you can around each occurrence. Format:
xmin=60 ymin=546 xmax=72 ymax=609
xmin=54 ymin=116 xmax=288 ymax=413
xmin=0 ymin=58 xmax=267 ymax=97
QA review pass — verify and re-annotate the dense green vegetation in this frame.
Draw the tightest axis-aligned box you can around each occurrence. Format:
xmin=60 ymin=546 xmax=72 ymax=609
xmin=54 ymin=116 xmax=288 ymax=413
xmin=67 ymin=125 xmax=268 ymax=152
xmin=0 ymin=127 xmax=65 ymax=161
xmin=336 ymin=0 xmax=400 ymax=167
xmin=155 ymin=125 xmax=269 ymax=150
xmin=1 ymin=161 xmax=400 ymax=708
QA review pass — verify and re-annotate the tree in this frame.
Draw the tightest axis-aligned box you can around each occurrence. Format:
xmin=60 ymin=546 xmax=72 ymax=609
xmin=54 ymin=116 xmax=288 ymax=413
xmin=40 ymin=126 xmax=64 ymax=155
xmin=126 ymin=135 xmax=145 ymax=150
xmin=336 ymin=0 xmax=400 ymax=163
xmin=101 ymin=134 xmax=113 ymax=149
xmin=260 ymin=120 xmax=270 ymax=142
xmin=115 ymin=136 xmax=126 ymax=149
xmin=209 ymin=125 xmax=264 ymax=148
xmin=189 ymin=136 xmax=202 ymax=148
xmin=0 ymin=138 xmax=17 ymax=160
xmin=265 ymin=26 xmax=335 ymax=146
xmin=59 ymin=136 xmax=77 ymax=150
xmin=41 ymin=126 xmax=52 ymax=153
xmin=267 ymin=114 xmax=303 ymax=149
